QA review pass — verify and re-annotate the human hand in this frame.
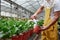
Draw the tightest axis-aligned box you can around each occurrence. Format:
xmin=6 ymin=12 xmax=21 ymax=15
xmin=30 ymin=14 xmax=37 ymax=19
xmin=41 ymin=26 xmax=48 ymax=31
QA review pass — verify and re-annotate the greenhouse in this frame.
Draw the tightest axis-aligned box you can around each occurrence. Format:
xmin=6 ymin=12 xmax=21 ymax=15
xmin=0 ymin=0 xmax=60 ymax=40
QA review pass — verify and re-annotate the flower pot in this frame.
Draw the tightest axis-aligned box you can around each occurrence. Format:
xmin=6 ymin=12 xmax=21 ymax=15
xmin=12 ymin=29 xmax=33 ymax=40
xmin=12 ymin=35 xmax=18 ymax=40
xmin=33 ymin=25 xmax=41 ymax=34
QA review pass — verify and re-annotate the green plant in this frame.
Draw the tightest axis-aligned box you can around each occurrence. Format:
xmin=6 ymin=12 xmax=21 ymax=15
xmin=37 ymin=20 xmax=44 ymax=26
xmin=0 ymin=17 xmax=44 ymax=38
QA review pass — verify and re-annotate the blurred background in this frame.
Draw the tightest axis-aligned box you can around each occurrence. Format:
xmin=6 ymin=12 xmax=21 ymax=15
xmin=0 ymin=0 xmax=60 ymax=40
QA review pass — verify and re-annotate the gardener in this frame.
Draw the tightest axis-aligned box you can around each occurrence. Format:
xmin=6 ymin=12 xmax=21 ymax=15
xmin=31 ymin=0 xmax=60 ymax=40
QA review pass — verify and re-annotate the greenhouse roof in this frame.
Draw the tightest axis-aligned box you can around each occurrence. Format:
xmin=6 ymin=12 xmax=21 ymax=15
xmin=11 ymin=0 xmax=42 ymax=13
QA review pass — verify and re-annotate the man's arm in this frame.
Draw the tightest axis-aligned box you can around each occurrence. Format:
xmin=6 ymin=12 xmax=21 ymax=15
xmin=31 ymin=6 xmax=44 ymax=19
xmin=42 ymin=11 xmax=60 ymax=30
xmin=34 ymin=6 xmax=44 ymax=15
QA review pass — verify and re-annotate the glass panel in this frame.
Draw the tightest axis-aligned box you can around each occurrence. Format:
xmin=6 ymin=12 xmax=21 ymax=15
xmin=39 ymin=0 xmax=44 ymax=4
xmin=28 ymin=1 xmax=37 ymax=4
xmin=1 ymin=0 xmax=10 ymax=7
xmin=11 ymin=0 xmax=16 ymax=1
xmin=28 ymin=9 xmax=35 ymax=13
xmin=32 ymin=2 xmax=39 ymax=6
xmin=33 ymin=5 xmax=40 ymax=9
xmin=12 ymin=0 xmax=29 ymax=5
xmin=21 ymin=3 xmax=30 ymax=7
xmin=26 ymin=6 xmax=32 ymax=9
xmin=11 ymin=0 xmax=39 ymax=13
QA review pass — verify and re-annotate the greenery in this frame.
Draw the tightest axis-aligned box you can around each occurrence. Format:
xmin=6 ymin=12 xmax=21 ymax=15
xmin=0 ymin=17 xmax=44 ymax=38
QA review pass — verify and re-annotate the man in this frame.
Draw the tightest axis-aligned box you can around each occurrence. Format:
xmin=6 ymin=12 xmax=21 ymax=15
xmin=31 ymin=0 xmax=60 ymax=40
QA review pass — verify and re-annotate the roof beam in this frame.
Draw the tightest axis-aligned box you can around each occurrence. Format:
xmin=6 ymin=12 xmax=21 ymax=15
xmin=4 ymin=0 xmax=34 ymax=13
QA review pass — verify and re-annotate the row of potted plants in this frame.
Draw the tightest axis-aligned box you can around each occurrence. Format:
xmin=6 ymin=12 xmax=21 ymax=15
xmin=0 ymin=17 xmax=44 ymax=39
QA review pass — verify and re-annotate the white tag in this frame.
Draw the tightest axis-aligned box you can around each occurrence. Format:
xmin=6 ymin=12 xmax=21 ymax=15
xmin=34 ymin=24 xmax=37 ymax=28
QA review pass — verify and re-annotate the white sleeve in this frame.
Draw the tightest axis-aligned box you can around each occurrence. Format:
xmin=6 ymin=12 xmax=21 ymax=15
xmin=54 ymin=0 xmax=60 ymax=12
xmin=40 ymin=0 xmax=45 ymax=6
